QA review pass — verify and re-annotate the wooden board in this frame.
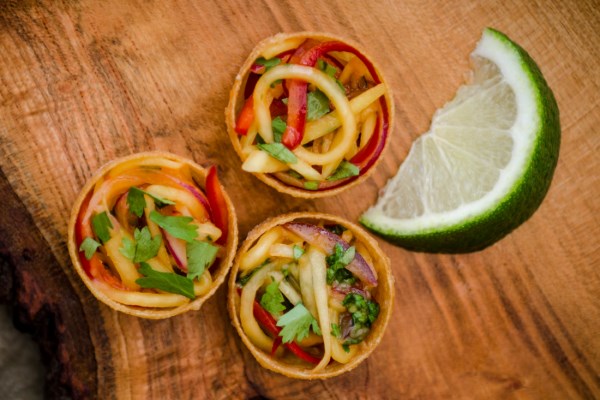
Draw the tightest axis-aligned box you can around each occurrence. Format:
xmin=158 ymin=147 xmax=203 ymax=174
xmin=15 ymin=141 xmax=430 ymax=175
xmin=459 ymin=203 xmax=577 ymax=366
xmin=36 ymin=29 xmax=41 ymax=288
xmin=0 ymin=0 xmax=599 ymax=398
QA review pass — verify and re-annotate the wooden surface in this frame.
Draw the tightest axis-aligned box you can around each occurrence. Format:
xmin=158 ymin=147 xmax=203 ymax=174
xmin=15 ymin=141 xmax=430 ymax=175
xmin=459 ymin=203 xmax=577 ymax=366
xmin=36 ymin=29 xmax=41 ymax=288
xmin=0 ymin=0 xmax=599 ymax=398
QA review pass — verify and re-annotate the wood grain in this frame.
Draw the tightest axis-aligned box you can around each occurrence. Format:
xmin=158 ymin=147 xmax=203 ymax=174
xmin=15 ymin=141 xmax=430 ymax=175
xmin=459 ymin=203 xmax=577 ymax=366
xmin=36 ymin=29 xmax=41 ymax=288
xmin=0 ymin=0 xmax=599 ymax=398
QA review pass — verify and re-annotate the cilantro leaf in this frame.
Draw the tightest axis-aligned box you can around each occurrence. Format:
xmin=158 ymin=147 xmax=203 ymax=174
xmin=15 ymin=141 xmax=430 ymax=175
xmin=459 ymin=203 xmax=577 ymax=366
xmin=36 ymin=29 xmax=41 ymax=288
xmin=303 ymin=181 xmax=319 ymax=190
xmin=92 ymin=212 xmax=113 ymax=243
xmin=326 ymin=244 xmax=356 ymax=285
xmin=127 ymin=187 xmax=175 ymax=217
xmin=255 ymin=56 xmax=281 ymax=70
xmin=186 ymin=240 xmax=219 ymax=281
xmin=276 ymin=303 xmax=320 ymax=343
xmin=79 ymin=237 xmax=101 ymax=260
xmin=119 ymin=227 xmax=162 ymax=263
xmin=327 ymin=161 xmax=360 ymax=181
xmin=257 ymin=143 xmax=298 ymax=164
xmin=136 ymin=262 xmax=195 ymax=299
xmin=292 ymin=245 xmax=304 ymax=260
xmin=133 ymin=227 xmax=162 ymax=262
xmin=119 ymin=236 xmax=136 ymax=260
xmin=260 ymin=280 xmax=286 ymax=315
xmin=331 ymin=323 xmax=341 ymax=338
xmin=342 ymin=293 xmax=380 ymax=346
xmin=306 ymin=90 xmax=330 ymax=121
xmin=149 ymin=211 xmax=198 ymax=242
xmin=272 ymin=116 xmax=287 ymax=143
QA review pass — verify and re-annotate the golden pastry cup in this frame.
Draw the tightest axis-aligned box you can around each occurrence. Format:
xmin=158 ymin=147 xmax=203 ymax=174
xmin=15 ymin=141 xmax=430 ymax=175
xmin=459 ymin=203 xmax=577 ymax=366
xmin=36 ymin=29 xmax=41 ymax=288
xmin=67 ymin=151 xmax=238 ymax=319
xmin=225 ymin=31 xmax=395 ymax=198
xmin=228 ymin=212 xmax=394 ymax=379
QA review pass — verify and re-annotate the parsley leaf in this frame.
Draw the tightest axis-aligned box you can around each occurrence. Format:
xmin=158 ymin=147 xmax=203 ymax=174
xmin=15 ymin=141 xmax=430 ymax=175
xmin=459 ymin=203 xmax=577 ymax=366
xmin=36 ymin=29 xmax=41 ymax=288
xmin=186 ymin=240 xmax=219 ymax=281
xmin=127 ymin=187 xmax=175 ymax=217
xmin=276 ymin=303 xmax=320 ymax=343
xmin=255 ymin=56 xmax=281 ymax=70
xmin=306 ymin=90 xmax=330 ymax=121
xmin=327 ymin=161 xmax=360 ymax=181
xmin=326 ymin=244 xmax=356 ymax=285
xmin=260 ymin=280 xmax=286 ymax=315
xmin=119 ymin=227 xmax=162 ymax=263
xmin=257 ymin=143 xmax=298 ymax=164
xmin=92 ymin=211 xmax=113 ymax=243
xmin=303 ymin=181 xmax=319 ymax=190
xmin=292 ymin=245 xmax=304 ymax=260
xmin=136 ymin=262 xmax=195 ymax=299
xmin=79 ymin=237 xmax=101 ymax=260
xmin=149 ymin=211 xmax=198 ymax=242
xmin=272 ymin=116 xmax=287 ymax=143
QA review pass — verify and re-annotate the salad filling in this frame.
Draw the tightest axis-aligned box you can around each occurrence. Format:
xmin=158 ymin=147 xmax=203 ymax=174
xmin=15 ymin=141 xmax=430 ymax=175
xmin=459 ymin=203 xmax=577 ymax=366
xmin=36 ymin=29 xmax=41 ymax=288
xmin=75 ymin=157 xmax=229 ymax=309
xmin=235 ymin=221 xmax=380 ymax=371
xmin=234 ymin=36 xmax=391 ymax=192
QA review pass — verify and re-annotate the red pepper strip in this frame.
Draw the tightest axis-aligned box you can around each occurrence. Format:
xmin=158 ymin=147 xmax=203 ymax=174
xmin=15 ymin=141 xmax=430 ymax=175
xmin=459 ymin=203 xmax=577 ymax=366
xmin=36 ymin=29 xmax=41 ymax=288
xmin=235 ymin=95 xmax=255 ymax=135
xmin=271 ymin=336 xmax=282 ymax=355
xmin=205 ymin=166 xmax=228 ymax=245
xmin=252 ymin=299 xmax=321 ymax=364
xmin=235 ymin=96 xmax=288 ymax=136
xmin=282 ymin=41 xmax=381 ymax=149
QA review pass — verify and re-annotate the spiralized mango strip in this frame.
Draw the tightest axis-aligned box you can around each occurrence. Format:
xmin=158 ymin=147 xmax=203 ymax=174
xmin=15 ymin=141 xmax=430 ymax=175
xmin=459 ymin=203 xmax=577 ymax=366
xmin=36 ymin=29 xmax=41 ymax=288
xmin=298 ymin=252 xmax=318 ymax=319
xmin=260 ymin=37 xmax=305 ymax=59
xmin=307 ymin=246 xmax=332 ymax=372
xmin=302 ymin=83 xmax=386 ymax=144
xmin=95 ymin=281 xmax=190 ymax=308
xmin=240 ymin=227 xmax=283 ymax=272
xmin=240 ymin=262 xmax=278 ymax=352
xmin=253 ymin=65 xmax=356 ymax=159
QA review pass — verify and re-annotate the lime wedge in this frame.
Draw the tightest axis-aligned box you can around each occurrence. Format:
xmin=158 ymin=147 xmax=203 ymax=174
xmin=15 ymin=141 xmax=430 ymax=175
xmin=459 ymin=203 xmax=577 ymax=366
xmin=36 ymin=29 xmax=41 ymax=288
xmin=360 ymin=28 xmax=560 ymax=253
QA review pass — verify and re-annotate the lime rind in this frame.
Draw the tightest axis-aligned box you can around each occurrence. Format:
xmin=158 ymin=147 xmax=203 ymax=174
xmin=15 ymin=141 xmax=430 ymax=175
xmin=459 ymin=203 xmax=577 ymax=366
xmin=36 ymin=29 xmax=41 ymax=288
xmin=360 ymin=28 xmax=560 ymax=253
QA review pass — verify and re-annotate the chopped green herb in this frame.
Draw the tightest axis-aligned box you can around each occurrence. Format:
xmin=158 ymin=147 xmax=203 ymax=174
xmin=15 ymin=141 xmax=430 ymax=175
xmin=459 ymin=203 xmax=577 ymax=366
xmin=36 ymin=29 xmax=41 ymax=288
xmin=257 ymin=143 xmax=298 ymax=164
xmin=326 ymin=244 xmax=356 ymax=285
xmin=276 ymin=303 xmax=320 ymax=343
xmin=281 ymin=98 xmax=288 ymax=105
xmin=79 ymin=237 xmax=101 ymax=260
xmin=272 ymin=116 xmax=287 ymax=143
xmin=325 ymin=224 xmax=346 ymax=236
xmin=292 ymin=245 xmax=304 ymax=260
xmin=317 ymin=58 xmax=338 ymax=77
xmin=149 ymin=211 xmax=198 ymax=242
xmin=303 ymin=181 xmax=319 ymax=190
xmin=237 ymin=258 xmax=270 ymax=286
xmin=136 ymin=262 xmax=195 ymax=299
xmin=260 ymin=280 xmax=286 ymax=315
xmin=255 ymin=56 xmax=281 ymax=70
xmin=92 ymin=211 xmax=113 ymax=243
xmin=127 ymin=187 xmax=175 ymax=217
xmin=287 ymin=170 xmax=303 ymax=179
xmin=306 ymin=90 xmax=330 ymax=121
xmin=331 ymin=323 xmax=341 ymax=338
xmin=119 ymin=227 xmax=162 ymax=263
xmin=342 ymin=344 xmax=350 ymax=353
xmin=341 ymin=293 xmax=380 ymax=347
xmin=327 ymin=161 xmax=360 ymax=181
xmin=186 ymin=240 xmax=219 ymax=281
